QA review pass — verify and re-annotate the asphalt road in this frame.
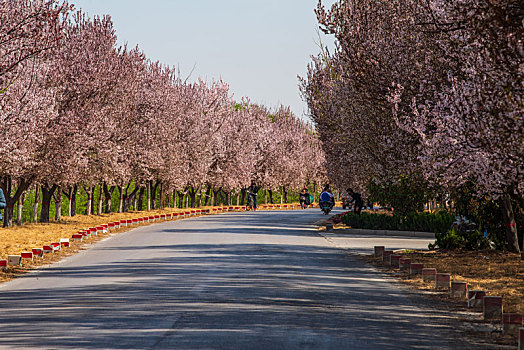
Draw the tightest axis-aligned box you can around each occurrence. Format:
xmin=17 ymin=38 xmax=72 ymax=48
xmin=0 ymin=209 xmax=471 ymax=349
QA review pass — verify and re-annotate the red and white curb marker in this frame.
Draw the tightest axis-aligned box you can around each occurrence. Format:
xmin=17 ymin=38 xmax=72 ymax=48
xmin=43 ymin=245 xmax=54 ymax=254
xmin=72 ymin=234 xmax=82 ymax=242
xmin=483 ymin=296 xmax=503 ymax=321
xmin=60 ymin=238 xmax=70 ymax=248
xmin=32 ymin=248 xmax=44 ymax=258
xmin=450 ymin=281 xmax=468 ymax=298
xmin=51 ymin=243 xmax=61 ymax=251
xmin=468 ymin=290 xmax=486 ymax=308
xmin=8 ymin=255 xmax=21 ymax=266
xmin=435 ymin=273 xmax=451 ymax=290
xmin=409 ymin=263 xmax=424 ymax=276
xmin=21 ymin=252 xmax=33 ymax=261
xmin=0 ymin=259 xmax=7 ymax=271
xmin=374 ymin=246 xmax=385 ymax=258
xmin=390 ymin=255 xmax=401 ymax=268
xmin=502 ymin=313 xmax=523 ymax=336
xmin=382 ymin=251 xmax=393 ymax=264
xmin=399 ymin=258 xmax=411 ymax=272
xmin=422 ymin=268 xmax=437 ymax=282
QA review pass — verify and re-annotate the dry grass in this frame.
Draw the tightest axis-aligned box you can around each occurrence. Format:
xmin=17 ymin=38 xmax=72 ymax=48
xmin=366 ymin=249 xmax=524 ymax=314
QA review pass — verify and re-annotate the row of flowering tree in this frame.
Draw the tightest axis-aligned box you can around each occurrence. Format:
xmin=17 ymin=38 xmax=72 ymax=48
xmin=301 ymin=0 xmax=523 ymax=251
xmin=0 ymin=0 xmax=326 ymax=227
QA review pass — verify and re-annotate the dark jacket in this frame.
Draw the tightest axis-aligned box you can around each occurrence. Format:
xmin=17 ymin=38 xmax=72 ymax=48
xmin=351 ymin=192 xmax=364 ymax=206
xmin=247 ymin=184 xmax=260 ymax=194
xmin=0 ymin=189 xmax=6 ymax=221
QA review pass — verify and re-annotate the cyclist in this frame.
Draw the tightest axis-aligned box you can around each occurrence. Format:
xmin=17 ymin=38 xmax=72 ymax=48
xmin=319 ymin=185 xmax=335 ymax=210
xmin=247 ymin=180 xmax=260 ymax=210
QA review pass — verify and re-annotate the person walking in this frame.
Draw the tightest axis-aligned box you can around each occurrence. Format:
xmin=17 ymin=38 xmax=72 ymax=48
xmin=346 ymin=188 xmax=364 ymax=215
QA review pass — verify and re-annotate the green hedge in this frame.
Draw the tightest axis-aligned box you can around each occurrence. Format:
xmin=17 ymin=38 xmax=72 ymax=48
xmin=341 ymin=211 xmax=454 ymax=234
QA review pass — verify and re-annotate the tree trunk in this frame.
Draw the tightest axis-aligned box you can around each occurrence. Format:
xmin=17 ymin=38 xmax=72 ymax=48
xmin=97 ymin=183 xmax=103 ymax=215
xmin=203 ymin=186 xmax=211 ymax=206
xmin=40 ymin=183 xmax=57 ymax=223
xmin=146 ymin=183 xmax=151 ymax=211
xmin=1 ymin=176 xmax=33 ymax=227
xmin=138 ymin=187 xmax=145 ymax=211
xmin=149 ymin=180 xmax=160 ymax=210
xmin=71 ymin=184 xmax=77 ymax=216
xmin=32 ymin=186 xmax=39 ymax=223
xmin=159 ymin=183 xmax=164 ymax=209
xmin=103 ymin=183 xmax=115 ymax=214
xmin=240 ymin=189 xmax=246 ymax=205
xmin=16 ymin=193 xmax=24 ymax=226
xmin=268 ymin=189 xmax=274 ymax=204
xmin=177 ymin=191 xmax=185 ymax=208
xmin=53 ymin=186 xmax=62 ymax=221
xmin=264 ymin=189 xmax=267 ymax=204
xmin=188 ymin=187 xmax=197 ymax=208
xmin=63 ymin=187 xmax=72 ymax=217
xmin=501 ymin=193 xmax=520 ymax=253
xmin=117 ymin=185 xmax=123 ymax=213
xmin=283 ymin=186 xmax=288 ymax=203
xmin=213 ymin=189 xmax=220 ymax=206
xmin=84 ymin=186 xmax=94 ymax=216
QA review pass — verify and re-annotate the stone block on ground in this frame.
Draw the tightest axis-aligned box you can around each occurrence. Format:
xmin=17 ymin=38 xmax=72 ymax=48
xmin=450 ymin=281 xmax=468 ymax=298
xmin=483 ymin=296 xmax=503 ymax=321
xmin=410 ymin=263 xmax=424 ymax=275
xmin=8 ymin=255 xmax=21 ymax=266
xmin=435 ymin=273 xmax=451 ymax=290
xmin=422 ymin=268 xmax=436 ymax=282
xmin=21 ymin=252 xmax=33 ymax=261
xmin=390 ymin=255 xmax=401 ymax=268
xmin=374 ymin=246 xmax=385 ymax=258
xmin=399 ymin=258 xmax=412 ymax=272
xmin=502 ymin=314 xmax=522 ymax=336
xmin=32 ymin=248 xmax=44 ymax=258
xmin=382 ymin=251 xmax=393 ymax=264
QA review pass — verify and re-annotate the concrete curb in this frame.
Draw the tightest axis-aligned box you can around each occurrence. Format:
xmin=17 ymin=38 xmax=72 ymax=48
xmin=331 ymin=228 xmax=435 ymax=239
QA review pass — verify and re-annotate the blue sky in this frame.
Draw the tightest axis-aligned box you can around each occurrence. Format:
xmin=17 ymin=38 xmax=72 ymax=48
xmin=70 ymin=0 xmax=335 ymax=120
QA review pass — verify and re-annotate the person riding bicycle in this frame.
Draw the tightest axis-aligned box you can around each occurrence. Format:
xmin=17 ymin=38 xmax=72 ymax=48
xmin=319 ymin=185 xmax=335 ymax=209
xmin=299 ymin=186 xmax=310 ymax=209
xmin=247 ymin=180 xmax=260 ymax=210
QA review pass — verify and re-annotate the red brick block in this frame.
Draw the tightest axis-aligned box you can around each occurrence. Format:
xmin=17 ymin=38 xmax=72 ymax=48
xmin=410 ymin=263 xmax=424 ymax=275
xmin=32 ymin=248 xmax=44 ymax=257
xmin=435 ymin=273 xmax=451 ymax=290
xmin=450 ymin=281 xmax=468 ymax=298
xmin=21 ymin=252 xmax=33 ymax=260
xmin=503 ymin=314 xmax=523 ymax=336
xmin=374 ymin=246 xmax=385 ymax=258
xmin=390 ymin=255 xmax=401 ymax=268
xmin=382 ymin=251 xmax=393 ymax=264
xmin=483 ymin=296 xmax=503 ymax=321
xmin=399 ymin=258 xmax=412 ymax=271
xmin=0 ymin=260 xmax=7 ymax=270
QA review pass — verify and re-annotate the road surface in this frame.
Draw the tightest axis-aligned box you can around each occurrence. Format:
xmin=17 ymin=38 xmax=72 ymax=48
xmin=0 ymin=209 xmax=471 ymax=349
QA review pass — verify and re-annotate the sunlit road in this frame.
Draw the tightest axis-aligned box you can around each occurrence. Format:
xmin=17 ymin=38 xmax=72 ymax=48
xmin=0 ymin=209 xmax=471 ymax=349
